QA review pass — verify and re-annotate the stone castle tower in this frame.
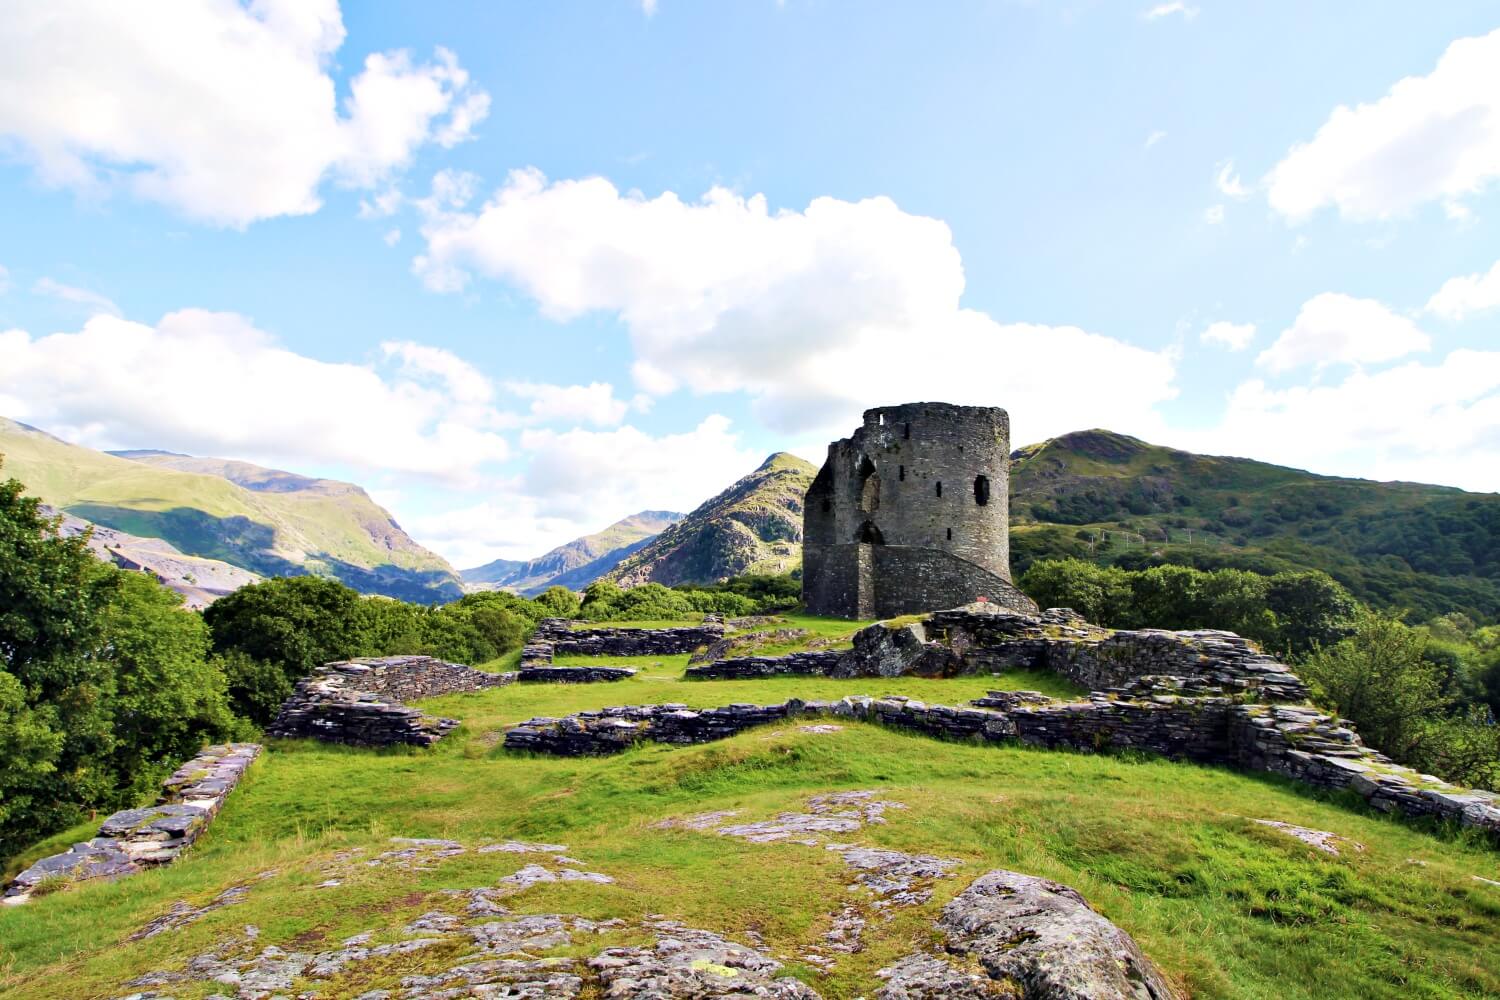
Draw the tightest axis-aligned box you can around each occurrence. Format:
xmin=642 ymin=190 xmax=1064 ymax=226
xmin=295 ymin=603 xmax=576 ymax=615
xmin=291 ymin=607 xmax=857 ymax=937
xmin=801 ymin=402 xmax=1038 ymax=619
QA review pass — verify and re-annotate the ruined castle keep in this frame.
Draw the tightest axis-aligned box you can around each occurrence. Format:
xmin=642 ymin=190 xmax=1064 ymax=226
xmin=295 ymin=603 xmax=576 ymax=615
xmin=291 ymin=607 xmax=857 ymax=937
xmin=802 ymin=402 xmax=1037 ymax=618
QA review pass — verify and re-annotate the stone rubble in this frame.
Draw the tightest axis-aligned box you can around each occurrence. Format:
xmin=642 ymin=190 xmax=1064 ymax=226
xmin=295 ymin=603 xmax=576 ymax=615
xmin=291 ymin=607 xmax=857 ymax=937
xmin=268 ymin=656 xmax=513 ymax=747
xmin=5 ymin=743 xmax=261 ymax=903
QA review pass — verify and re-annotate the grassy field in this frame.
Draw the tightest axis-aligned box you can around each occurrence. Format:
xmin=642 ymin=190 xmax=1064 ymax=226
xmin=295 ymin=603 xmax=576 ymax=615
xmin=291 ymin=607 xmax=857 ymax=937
xmin=3 ymin=645 xmax=1499 ymax=999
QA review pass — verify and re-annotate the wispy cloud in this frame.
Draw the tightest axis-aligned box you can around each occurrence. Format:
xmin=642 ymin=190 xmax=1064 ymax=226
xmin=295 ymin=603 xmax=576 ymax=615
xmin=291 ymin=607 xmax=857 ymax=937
xmin=32 ymin=277 xmax=121 ymax=316
xmin=1143 ymin=2 xmax=1198 ymax=21
xmin=1215 ymin=160 xmax=1250 ymax=199
xmin=1144 ymin=130 xmax=1167 ymax=149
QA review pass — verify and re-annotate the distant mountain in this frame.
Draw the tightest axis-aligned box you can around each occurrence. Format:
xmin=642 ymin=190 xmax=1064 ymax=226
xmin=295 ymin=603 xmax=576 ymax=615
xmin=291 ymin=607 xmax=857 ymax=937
xmin=462 ymin=510 xmax=682 ymax=595
xmin=43 ymin=504 xmax=262 ymax=609
xmin=1 ymin=417 xmax=462 ymax=602
xmin=607 ymin=453 xmax=815 ymax=587
xmin=1009 ymin=429 xmax=1500 ymax=620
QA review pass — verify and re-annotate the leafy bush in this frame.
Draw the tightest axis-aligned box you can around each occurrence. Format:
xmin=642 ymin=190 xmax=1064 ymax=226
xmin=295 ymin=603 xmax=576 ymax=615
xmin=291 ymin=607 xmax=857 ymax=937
xmin=0 ymin=465 xmax=238 ymax=858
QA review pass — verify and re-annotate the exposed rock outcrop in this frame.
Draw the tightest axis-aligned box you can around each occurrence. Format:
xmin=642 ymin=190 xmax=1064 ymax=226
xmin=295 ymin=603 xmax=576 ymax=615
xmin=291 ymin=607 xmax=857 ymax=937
xmin=878 ymin=870 xmax=1180 ymax=999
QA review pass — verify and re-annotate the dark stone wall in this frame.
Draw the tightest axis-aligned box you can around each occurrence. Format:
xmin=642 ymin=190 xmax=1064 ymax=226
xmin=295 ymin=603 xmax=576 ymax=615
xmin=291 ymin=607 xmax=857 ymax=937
xmin=685 ymin=650 xmax=845 ymax=680
xmin=519 ymin=666 xmax=636 ymax=683
xmin=803 ymin=402 xmax=1036 ymax=618
xmin=268 ymin=656 xmax=513 ymax=747
xmin=870 ymin=546 xmax=1036 ymax=618
xmin=532 ymin=618 xmax=726 ymax=657
xmin=503 ymin=694 xmax=1500 ymax=839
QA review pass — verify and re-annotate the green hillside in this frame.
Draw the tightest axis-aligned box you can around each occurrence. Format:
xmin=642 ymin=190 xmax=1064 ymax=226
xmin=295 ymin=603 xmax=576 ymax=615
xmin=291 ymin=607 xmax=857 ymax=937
xmin=0 ymin=418 xmax=461 ymax=602
xmin=607 ymin=453 xmax=815 ymax=586
xmin=1009 ymin=430 xmax=1500 ymax=621
xmin=4 ymin=649 xmax=1498 ymax=999
xmin=464 ymin=510 xmax=683 ymax=594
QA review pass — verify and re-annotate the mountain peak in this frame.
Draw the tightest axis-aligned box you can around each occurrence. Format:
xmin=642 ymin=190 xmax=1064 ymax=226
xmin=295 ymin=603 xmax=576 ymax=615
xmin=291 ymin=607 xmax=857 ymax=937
xmin=756 ymin=451 xmax=817 ymax=474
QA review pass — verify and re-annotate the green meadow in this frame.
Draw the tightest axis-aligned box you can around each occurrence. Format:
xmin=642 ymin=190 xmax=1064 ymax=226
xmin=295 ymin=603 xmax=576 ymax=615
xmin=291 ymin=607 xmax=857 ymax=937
xmin=3 ymin=630 xmax=1499 ymax=999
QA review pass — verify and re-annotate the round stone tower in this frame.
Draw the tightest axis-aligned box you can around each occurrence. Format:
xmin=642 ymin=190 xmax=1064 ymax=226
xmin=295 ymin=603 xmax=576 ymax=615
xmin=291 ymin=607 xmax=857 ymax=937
xmin=802 ymin=402 xmax=1037 ymax=619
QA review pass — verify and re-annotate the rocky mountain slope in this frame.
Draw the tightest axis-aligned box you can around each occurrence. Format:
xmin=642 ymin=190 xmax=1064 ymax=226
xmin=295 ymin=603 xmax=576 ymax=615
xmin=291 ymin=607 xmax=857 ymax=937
xmin=43 ymin=504 xmax=262 ymax=609
xmin=607 ymin=453 xmax=815 ymax=587
xmin=1008 ymin=430 xmax=1500 ymax=620
xmin=462 ymin=510 xmax=683 ymax=595
xmin=0 ymin=417 xmax=461 ymax=602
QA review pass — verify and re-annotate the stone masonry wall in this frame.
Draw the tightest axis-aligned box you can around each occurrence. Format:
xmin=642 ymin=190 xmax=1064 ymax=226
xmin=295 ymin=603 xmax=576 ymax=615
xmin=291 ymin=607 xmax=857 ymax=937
xmin=531 ymin=617 xmax=725 ymax=658
xmin=268 ymin=656 xmax=513 ymax=747
xmin=503 ymin=694 xmax=1500 ymax=839
xmin=5 ymin=743 xmax=261 ymax=903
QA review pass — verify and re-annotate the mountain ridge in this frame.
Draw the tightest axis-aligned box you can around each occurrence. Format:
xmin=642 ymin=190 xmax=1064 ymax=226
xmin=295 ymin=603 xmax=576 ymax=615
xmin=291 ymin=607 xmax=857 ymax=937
xmin=0 ymin=417 xmax=461 ymax=602
xmin=462 ymin=509 xmax=683 ymax=595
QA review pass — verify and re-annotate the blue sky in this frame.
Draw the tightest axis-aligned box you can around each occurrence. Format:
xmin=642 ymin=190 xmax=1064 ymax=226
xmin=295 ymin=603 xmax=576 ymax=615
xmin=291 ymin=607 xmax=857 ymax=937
xmin=2 ymin=1 xmax=1499 ymax=567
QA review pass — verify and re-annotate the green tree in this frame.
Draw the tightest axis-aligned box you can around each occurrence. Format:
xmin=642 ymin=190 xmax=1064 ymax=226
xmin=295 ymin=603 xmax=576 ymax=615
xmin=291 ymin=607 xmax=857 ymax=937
xmin=98 ymin=573 xmax=237 ymax=799
xmin=204 ymin=575 xmax=372 ymax=684
xmin=1266 ymin=571 xmax=1358 ymax=655
xmin=215 ymin=650 xmax=293 ymax=725
xmin=1018 ymin=559 xmax=1133 ymax=625
xmin=534 ymin=585 xmax=582 ymax=619
xmin=0 ymin=473 xmax=119 ymax=688
xmin=1300 ymin=611 xmax=1451 ymax=766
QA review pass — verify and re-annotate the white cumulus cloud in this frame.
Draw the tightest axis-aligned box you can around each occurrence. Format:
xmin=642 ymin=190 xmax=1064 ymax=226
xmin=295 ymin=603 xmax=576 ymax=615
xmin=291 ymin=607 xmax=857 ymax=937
xmin=1200 ymin=321 xmax=1256 ymax=351
xmin=0 ymin=1 xmax=488 ymax=226
xmin=1256 ymin=293 xmax=1430 ymax=374
xmin=1427 ymin=259 xmax=1500 ymax=320
xmin=1266 ymin=28 xmax=1500 ymax=223
xmin=1192 ymin=350 xmax=1500 ymax=492
xmin=414 ymin=169 xmax=1178 ymax=446
xmin=0 ymin=310 xmax=510 ymax=483
xmin=506 ymin=381 xmax=630 ymax=427
xmin=406 ymin=415 xmax=762 ymax=565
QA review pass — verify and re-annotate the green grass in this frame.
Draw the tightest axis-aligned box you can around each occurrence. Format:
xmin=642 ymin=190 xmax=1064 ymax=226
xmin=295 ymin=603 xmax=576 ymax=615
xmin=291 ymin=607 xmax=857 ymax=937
xmin=3 ymin=660 xmax=1499 ymax=999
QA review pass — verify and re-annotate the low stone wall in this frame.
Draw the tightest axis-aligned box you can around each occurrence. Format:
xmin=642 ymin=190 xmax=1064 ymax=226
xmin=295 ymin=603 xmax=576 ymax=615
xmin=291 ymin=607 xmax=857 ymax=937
xmin=268 ymin=656 xmax=513 ymax=747
xmin=503 ymin=695 xmax=1500 ymax=840
xmin=533 ymin=617 xmax=726 ymax=657
xmin=4 ymin=744 xmax=261 ymax=904
xmin=685 ymin=651 xmax=844 ymax=680
xmin=926 ymin=605 xmax=1308 ymax=702
xmin=680 ymin=606 xmax=1307 ymax=704
xmin=519 ymin=666 xmax=636 ymax=683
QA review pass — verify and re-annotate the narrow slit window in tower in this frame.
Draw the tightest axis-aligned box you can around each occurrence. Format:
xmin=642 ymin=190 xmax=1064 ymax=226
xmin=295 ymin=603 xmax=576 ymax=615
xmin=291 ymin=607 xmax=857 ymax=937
xmin=946 ymin=527 xmax=952 ymax=541
xmin=974 ymin=474 xmax=991 ymax=506
xmin=898 ymin=465 xmax=905 ymax=481
xmin=935 ymin=481 xmax=943 ymax=498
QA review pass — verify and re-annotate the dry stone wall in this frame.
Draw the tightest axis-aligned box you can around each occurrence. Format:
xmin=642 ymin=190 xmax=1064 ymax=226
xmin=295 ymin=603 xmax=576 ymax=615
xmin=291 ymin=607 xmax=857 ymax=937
xmin=529 ymin=617 xmax=726 ymax=660
xmin=268 ymin=656 xmax=513 ymax=747
xmin=518 ymin=666 xmax=636 ymax=683
xmin=4 ymin=744 xmax=260 ymax=904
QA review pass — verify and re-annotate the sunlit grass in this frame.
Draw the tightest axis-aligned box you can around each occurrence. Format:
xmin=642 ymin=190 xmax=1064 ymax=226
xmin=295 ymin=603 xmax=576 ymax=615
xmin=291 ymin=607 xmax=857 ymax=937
xmin=4 ymin=657 xmax=1498 ymax=1000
